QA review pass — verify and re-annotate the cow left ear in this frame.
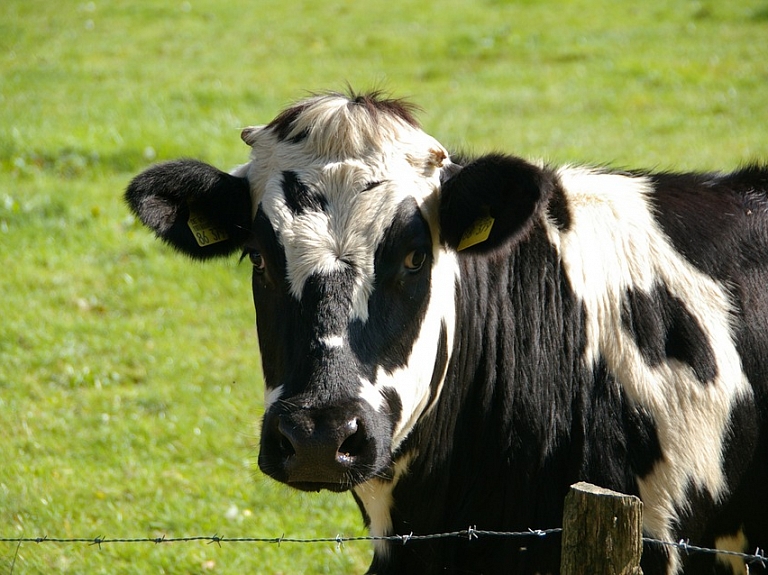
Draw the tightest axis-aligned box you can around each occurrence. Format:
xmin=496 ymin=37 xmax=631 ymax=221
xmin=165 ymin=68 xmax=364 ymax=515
xmin=439 ymin=154 xmax=554 ymax=253
xmin=125 ymin=159 xmax=253 ymax=259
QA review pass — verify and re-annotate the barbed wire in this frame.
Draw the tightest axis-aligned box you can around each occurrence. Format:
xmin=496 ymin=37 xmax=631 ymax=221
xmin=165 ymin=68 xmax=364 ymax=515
xmin=0 ymin=527 xmax=560 ymax=548
xmin=644 ymin=537 xmax=767 ymax=569
xmin=1 ymin=528 xmax=766 ymax=567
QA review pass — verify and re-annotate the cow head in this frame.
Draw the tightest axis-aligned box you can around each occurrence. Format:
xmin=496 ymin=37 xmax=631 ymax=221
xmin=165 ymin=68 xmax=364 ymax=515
xmin=126 ymin=91 xmax=551 ymax=494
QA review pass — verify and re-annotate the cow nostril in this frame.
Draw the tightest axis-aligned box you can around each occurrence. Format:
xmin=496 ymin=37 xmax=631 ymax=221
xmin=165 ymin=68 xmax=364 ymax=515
xmin=337 ymin=418 xmax=366 ymax=460
xmin=274 ymin=417 xmax=298 ymax=459
xmin=279 ymin=433 xmax=296 ymax=458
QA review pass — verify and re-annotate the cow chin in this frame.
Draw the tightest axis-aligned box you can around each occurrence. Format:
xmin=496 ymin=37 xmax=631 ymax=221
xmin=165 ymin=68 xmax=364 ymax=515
xmin=286 ymin=481 xmax=353 ymax=494
xmin=257 ymin=400 xmax=394 ymax=493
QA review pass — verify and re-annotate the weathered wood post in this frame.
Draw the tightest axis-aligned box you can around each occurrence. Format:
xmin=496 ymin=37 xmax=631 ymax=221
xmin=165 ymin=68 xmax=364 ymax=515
xmin=561 ymin=482 xmax=643 ymax=575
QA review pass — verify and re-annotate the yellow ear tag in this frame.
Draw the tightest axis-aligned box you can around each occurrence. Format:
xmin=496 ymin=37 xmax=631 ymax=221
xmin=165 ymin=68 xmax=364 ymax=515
xmin=457 ymin=214 xmax=495 ymax=251
xmin=187 ymin=211 xmax=229 ymax=247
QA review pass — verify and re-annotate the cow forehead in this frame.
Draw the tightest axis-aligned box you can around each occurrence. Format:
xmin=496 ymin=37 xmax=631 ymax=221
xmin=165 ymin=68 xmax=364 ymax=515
xmin=242 ymin=93 xmax=451 ymax=217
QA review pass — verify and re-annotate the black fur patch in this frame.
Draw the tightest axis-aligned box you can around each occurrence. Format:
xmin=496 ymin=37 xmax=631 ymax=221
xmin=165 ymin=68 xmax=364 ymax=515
xmin=248 ymin=208 xmax=302 ymax=389
xmin=621 ymin=284 xmax=718 ymax=384
xmin=266 ymin=101 xmax=312 ymax=143
xmin=574 ymin=357 xmax=664 ymax=486
xmin=302 ymin=268 xmax=358 ymax=343
xmin=545 ymin=180 xmax=572 ymax=231
xmin=647 ymin=165 xmax=768 ymax=282
xmin=381 ymin=387 xmax=403 ymax=437
xmin=281 ymin=171 xmax=327 ymax=215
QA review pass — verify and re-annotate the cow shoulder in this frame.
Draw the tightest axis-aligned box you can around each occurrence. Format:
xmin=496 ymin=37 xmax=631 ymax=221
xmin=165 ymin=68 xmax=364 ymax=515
xmin=125 ymin=159 xmax=252 ymax=259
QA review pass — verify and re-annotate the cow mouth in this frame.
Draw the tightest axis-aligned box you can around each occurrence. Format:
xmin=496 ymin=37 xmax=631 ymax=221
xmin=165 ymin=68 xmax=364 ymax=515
xmin=287 ymin=480 xmax=354 ymax=493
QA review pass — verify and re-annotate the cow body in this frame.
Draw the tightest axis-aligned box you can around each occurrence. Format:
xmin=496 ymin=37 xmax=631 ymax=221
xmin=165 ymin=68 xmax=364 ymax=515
xmin=126 ymin=91 xmax=768 ymax=574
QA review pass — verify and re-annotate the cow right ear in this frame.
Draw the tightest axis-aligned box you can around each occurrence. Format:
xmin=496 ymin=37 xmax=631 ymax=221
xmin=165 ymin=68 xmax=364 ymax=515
xmin=125 ymin=159 xmax=253 ymax=259
xmin=439 ymin=154 xmax=554 ymax=253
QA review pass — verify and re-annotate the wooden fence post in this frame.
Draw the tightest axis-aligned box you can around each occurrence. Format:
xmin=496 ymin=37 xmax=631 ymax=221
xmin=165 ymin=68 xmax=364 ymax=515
xmin=561 ymin=482 xmax=643 ymax=575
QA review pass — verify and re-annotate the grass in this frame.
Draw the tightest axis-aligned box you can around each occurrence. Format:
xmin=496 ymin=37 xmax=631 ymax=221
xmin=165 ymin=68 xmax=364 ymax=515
xmin=1 ymin=0 xmax=766 ymax=573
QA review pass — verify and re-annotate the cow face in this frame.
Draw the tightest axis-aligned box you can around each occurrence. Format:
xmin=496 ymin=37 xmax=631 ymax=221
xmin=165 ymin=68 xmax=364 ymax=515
xmin=125 ymin=91 xmax=550 ymax=494
xmin=240 ymin=95 xmax=461 ymax=492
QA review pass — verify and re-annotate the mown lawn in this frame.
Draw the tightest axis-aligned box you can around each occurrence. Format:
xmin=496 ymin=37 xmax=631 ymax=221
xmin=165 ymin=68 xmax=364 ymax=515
xmin=1 ymin=1 xmax=766 ymax=573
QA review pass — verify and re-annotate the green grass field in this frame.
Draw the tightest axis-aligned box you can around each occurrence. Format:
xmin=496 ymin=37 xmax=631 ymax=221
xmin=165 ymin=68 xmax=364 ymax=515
xmin=1 ymin=1 xmax=766 ymax=573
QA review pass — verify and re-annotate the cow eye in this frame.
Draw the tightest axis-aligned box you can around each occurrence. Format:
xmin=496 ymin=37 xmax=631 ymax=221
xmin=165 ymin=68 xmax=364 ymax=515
xmin=249 ymin=250 xmax=266 ymax=273
xmin=404 ymin=249 xmax=426 ymax=272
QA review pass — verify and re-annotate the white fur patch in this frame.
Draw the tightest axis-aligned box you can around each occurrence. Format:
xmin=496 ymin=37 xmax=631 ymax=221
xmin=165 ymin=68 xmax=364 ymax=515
xmin=546 ymin=166 xmax=753 ymax=574
xmin=263 ymin=384 xmax=284 ymax=411
xmin=715 ymin=528 xmax=748 ymax=575
xmin=358 ymin=377 xmax=385 ymax=411
xmin=353 ymin=452 xmax=415 ymax=557
xmin=320 ymin=335 xmax=345 ymax=349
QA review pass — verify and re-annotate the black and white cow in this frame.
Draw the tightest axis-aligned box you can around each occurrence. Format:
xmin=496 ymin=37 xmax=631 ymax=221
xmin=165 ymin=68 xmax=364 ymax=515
xmin=126 ymin=91 xmax=768 ymax=575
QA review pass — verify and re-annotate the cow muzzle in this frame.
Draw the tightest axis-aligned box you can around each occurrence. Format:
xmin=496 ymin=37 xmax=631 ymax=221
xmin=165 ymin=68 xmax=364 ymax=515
xmin=258 ymin=403 xmax=386 ymax=492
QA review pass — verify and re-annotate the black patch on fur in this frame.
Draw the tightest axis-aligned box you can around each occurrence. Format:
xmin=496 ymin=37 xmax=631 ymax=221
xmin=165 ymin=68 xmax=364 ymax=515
xmin=646 ymin=165 xmax=768 ymax=282
xmin=350 ymin=198 xmax=433 ymax=374
xmin=381 ymin=387 xmax=403 ymax=432
xmin=621 ymin=284 xmax=718 ymax=384
xmin=266 ymin=101 xmax=312 ymax=143
xmin=281 ymin=171 xmax=327 ymax=215
xmin=545 ymin=179 xmax=572 ymax=231
xmin=302 ymin=268 xmax=358 ymax=343
xmin=346 ymin=90 xmax=421 ymax=128
xmin=623 ymin=396 xmax=664 ymax=478
xmin=573 ymin=369 xmax=670 ymax=575
xmin=575 ymin=357 xmax=664 ymax=485
xmin=247 ymin=207 xmax=300 ymax=388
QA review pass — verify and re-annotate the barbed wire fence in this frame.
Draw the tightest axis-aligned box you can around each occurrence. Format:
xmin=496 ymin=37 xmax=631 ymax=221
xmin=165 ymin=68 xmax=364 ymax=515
xmin=2 ymin=528 xmax=766 ymax=568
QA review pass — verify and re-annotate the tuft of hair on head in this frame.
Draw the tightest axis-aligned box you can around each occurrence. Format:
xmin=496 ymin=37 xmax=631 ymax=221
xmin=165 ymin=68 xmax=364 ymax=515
xmin=264 ymin=88 xmax=423 ymax=159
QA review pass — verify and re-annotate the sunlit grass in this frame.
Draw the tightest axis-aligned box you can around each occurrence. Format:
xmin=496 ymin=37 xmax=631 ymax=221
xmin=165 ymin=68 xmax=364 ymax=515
xmin=1 ymin=0 xmax=766 ymax=572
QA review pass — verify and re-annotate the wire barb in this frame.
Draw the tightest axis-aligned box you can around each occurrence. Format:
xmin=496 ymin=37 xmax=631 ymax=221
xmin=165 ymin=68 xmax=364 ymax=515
xmin=207 ymin=534 xmax=223 ymax=547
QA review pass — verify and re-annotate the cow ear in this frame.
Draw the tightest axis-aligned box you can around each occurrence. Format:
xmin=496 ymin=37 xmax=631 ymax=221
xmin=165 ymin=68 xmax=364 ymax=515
xmin=439 ymin=154 xmax=553 ymax=253
xmin=125 ymin=159 xmax=252 ymax=259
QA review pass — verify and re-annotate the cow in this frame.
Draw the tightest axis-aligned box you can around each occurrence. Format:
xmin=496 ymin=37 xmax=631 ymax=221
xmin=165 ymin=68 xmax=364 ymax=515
xmin=125 ymin=90 xmax=768 ymax=575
